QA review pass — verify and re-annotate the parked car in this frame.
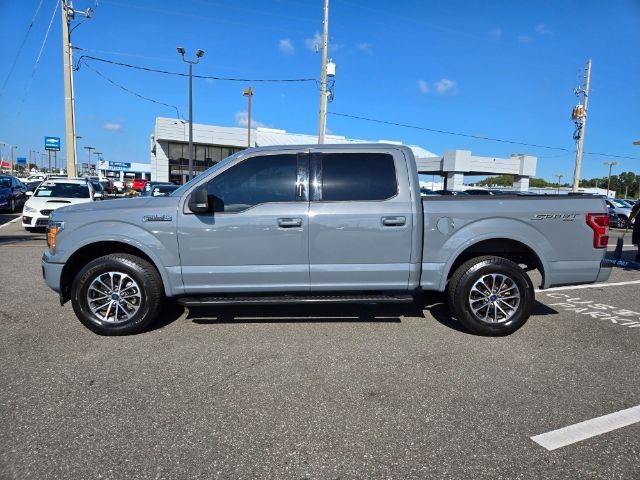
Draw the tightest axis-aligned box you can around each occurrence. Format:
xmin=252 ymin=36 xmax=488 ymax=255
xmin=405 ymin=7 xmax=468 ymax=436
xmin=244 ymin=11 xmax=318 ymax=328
xmin=132 ymin=178 xmax=148 ymax=191
xmin=608 ymin=207 xmax=620 ymax=228
xmin=149 ymin=184 xmax=180 ymax=197
xmin=99 ymin=179 xmax=115 ymax=194
xmin=0 ymin=175 xmax=28 ymax=212
xmin=112 ymin=179 xmax=126 ymax=194
xmin=22 ymin=178 xmax=99 ymax=230
xmin=88 ymin=179 xmax=106 ymax=199
xmin=419 ymin=187 xmax=439 ymax=196
xmin=605 ymin=198 xmax=634 ymax=229
xmin=42 ymin=144 xmax=611 ymax=336
xmin=141 ymin=181 xmax=175 ymax=197
xmin=435 ymin=190 xmax=469 ymax=195
xmin=463 ymin=189 xmax=493 ymax=195
xmin=25 ymin=180 xmax=43 ymax=193
xmin=615 ymin=198 xmax=635 ymax=208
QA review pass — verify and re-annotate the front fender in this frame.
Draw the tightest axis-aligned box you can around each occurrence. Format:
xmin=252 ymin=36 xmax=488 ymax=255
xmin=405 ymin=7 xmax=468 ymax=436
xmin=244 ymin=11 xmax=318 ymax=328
xmin=54 ymin=220 xmax=183 ymax=296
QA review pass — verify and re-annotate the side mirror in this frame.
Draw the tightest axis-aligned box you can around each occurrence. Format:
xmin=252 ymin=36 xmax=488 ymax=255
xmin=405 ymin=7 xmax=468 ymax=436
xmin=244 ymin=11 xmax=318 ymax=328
xmin=26 ymin=191 xmax=33 ymax=197
xmin=188 ymin=185 xmax=209 ymax=213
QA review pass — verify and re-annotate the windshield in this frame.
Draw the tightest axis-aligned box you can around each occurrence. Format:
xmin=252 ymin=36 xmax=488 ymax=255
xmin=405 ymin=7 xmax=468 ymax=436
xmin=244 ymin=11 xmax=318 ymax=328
xmin=35 ymin=183 xmax=90 ymax=198
xmin=0 ymin=177 xmax=11 ymax=188
xmin=170 ymin=151 xmax=245 ymax=197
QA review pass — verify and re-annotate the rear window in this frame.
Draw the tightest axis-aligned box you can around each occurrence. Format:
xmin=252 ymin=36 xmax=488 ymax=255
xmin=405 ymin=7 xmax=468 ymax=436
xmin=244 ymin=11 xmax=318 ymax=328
xmin=35 ymin=183 xmax=90 ymax=198
xmin=321 ymin=153 xmax=397 ymax=201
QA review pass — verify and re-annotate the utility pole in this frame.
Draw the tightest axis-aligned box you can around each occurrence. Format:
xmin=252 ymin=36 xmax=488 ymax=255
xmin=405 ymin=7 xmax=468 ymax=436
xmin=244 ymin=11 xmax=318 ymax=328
xmin=604 ymin=161 xmax=618 ymax=198
xmin=317 ymin=0 xmax=329 ymax=144
xmin=61 ymin=1 xmax=93 ymax=180
xmin=571 ymin=59 xmax=591 ymax=192
xmin=242 ymin=87 xmax=253 ymax=148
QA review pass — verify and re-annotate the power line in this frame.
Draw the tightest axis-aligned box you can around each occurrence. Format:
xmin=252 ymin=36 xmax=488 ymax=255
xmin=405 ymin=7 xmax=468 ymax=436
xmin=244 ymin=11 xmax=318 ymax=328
xmin=82 ymin=62 xmax=181 ymax=119
xmin=75 ymin=54 xmax=318 ymax=83
xmin=328 ymin=111 xmax=640 ymax=161
xmin=16 ymin=0 xmax=60 ymax=116
xmin=0 ymin=0 xmax=45 ymax=95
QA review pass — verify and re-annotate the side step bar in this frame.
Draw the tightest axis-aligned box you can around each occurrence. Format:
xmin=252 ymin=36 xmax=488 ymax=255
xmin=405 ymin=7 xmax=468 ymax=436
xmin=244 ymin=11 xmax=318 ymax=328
xmin=177 ymin=293 xmax=414 ymax=307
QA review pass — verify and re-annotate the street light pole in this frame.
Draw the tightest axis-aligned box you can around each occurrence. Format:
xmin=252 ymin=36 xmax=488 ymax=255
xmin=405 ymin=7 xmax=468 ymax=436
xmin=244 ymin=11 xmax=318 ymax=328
xmin=242 ymin=87 xmax=253 ymax=148
xmin=83 ymin=146 xmax=95 ymax=176
xmin=604 ymin=161 xmax=619 ymax=198
xmin=177 ymin=47 xmax=205 ymax=182
xmin=317 ymin=0 xmax=330 ymax=144
xmin=555 ymin=174 xmax=563 ymax=194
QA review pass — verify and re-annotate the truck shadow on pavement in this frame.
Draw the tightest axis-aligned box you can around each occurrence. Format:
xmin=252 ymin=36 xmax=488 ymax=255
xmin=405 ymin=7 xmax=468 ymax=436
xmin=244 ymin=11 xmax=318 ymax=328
xmin=153 ymin=294 xmax=558 ymax=333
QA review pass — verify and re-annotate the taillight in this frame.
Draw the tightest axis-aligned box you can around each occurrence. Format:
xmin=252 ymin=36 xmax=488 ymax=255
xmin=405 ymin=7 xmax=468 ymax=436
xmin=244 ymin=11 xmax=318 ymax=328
xmin=586 ymin=213 xmax=609 ymax=249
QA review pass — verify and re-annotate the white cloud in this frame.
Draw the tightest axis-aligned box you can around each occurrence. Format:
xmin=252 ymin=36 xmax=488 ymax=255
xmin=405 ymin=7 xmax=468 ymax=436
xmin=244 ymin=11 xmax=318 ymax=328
xmin=488 ymin=28 xmax=502 ymax=39
xmin=535 ymin=23 xmax=553 ymax=36
xmin=278 ymin=38 xmax=294 ymax=54
xmin=234 ymin=111 xmax=266 ymax=128
xmin=517 ymin=35 xmax=533 ymax=43
xmin=305 ymin=32 xmax=322 ymax=51
xmin=434 ymin=78 xmax=456 ymax=94
xmin=103 ymin=122 xmax=124 ymax=132
xmin=356 ymin=42 xmax=373 ymax=54
xmin=417 ymin=79 xmax=429 ymax=94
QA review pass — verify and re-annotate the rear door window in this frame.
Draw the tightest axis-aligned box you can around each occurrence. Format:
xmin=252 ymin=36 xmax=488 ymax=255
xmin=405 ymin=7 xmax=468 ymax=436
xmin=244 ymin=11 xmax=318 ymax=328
xmin=320 ymin=153 xmax=397 ymax=201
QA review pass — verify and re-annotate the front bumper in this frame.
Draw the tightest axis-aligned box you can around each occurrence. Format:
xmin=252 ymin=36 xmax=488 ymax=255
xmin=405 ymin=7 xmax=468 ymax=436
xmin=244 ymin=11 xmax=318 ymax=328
xmin=23 ymin=213 xmax=49 ymax=227
xmin=42 ymin=253 xmax=64 ymax=294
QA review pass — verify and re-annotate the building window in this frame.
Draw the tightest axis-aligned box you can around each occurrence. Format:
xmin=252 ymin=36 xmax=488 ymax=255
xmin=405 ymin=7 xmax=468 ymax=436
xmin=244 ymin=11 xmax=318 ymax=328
xmin=166 ymin=142 xmax=244 ymax=184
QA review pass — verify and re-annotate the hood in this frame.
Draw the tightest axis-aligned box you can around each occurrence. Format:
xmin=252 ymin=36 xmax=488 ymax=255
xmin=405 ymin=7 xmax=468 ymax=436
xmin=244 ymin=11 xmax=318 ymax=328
xmin=25 ymin=195 xmax=93 ymax=210
xmin=55 ymin=195 xmax=180 ymax=215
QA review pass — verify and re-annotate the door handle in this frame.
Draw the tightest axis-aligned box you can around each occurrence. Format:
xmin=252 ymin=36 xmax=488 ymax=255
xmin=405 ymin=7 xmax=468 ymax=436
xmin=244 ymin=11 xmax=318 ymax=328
xmin=278 ymin=217 xmax=303 ymax=228
xmin=382 ymin=216 xmax=406 ymax=227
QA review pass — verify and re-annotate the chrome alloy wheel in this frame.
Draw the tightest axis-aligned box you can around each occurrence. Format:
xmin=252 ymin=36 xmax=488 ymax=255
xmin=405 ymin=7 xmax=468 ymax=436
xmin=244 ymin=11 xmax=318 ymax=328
xmin=468 ymin=273 xmax=521 ymax=324
xmin=86 ymin=272 xmax=142 ymax=323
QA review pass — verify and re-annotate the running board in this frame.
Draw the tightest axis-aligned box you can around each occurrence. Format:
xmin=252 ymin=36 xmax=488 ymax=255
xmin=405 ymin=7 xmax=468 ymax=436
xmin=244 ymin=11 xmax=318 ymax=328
xmin=177 ymin=293 xmax=414 ymax=307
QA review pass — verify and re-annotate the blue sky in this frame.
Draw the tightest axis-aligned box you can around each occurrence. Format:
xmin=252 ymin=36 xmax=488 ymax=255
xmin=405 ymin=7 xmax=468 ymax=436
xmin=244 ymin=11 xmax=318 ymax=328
xmin=1 ymin=0 xmax=639 ymax=181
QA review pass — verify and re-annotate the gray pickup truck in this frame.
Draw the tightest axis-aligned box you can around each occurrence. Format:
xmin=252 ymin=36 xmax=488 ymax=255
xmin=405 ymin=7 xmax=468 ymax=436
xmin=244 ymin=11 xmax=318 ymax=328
xmin=42 ymin=144 xmax=612 ymax=336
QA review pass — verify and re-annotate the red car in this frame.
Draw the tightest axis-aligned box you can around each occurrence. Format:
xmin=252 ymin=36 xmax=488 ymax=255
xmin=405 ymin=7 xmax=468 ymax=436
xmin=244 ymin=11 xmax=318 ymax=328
xmin=132 ymin=178 xmax=147 ymax=191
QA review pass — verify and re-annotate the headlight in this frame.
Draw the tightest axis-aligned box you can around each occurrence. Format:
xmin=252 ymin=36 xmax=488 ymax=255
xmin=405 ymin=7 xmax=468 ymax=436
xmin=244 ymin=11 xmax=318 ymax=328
xmin=24 ymin=204 xmax=37 ymax=214
xmin=47 ymin=221 xmax=64 ymax=252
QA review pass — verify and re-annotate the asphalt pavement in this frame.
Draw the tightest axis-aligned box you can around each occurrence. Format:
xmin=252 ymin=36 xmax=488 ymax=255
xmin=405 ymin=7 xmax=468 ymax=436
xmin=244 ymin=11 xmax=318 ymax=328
xmin=0 ymin=216 xmax=638 ymax=479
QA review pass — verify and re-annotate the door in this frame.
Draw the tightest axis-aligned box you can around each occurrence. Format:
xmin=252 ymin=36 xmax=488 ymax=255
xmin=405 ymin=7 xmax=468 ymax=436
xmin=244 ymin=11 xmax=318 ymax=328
xmin=308 ymin=150 xmax=414 ymax=290
xmin=178 ymin=152 xmax=310 ymax=293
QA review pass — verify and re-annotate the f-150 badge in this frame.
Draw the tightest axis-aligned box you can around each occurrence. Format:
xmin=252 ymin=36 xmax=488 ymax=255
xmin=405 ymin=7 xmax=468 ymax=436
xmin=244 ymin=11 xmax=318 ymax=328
xmin=143 ymin=214 xmax=173 ymax=222
xmin=531 ymin=213 xmax=578 ymax=221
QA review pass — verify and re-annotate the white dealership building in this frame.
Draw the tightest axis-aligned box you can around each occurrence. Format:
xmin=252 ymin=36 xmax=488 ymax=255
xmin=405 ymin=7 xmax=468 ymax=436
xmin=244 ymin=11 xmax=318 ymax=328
xmin=149 ymin=117 xmax=538 ymax=190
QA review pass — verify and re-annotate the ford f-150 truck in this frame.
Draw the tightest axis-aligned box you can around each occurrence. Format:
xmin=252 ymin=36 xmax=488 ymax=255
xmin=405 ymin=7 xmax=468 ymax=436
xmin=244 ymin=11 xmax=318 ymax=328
xmin=41 ymin=144 xmax=612 ymax=336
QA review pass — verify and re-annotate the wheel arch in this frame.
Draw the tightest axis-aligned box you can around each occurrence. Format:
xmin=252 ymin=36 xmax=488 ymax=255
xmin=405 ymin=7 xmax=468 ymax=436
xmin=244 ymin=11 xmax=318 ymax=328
xmin=441 ymin=236 xmax=546 ymax=291
xmin=60 ymin=241 xmax=170 ymax=303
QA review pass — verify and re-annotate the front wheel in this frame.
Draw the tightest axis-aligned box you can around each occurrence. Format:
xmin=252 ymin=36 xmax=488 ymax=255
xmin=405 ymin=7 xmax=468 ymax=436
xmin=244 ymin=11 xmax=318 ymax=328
xmin=447 ymin=255 xmax=534 ymax=336
xmin=71 ymin=254 xmax=164 ymax=335
xmin=617 ymin=216 xmax=628 ymax=229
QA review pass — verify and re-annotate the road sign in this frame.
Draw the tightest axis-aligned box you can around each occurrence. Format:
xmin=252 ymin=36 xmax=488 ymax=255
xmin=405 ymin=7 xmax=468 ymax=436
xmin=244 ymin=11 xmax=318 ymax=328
xmin=16 ymin=157 xmax=27 ymax=166
xmin=44 ymin=136 xmax=61 ymax=151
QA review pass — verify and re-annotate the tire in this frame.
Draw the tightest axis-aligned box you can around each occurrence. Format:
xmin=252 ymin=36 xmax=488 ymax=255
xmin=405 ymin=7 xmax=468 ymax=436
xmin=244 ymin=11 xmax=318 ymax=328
xmin=446 ymin=255 xmax=534 ymax=336
xmin=71 ymin=254 xmax=164 ymax=335
xmin=617 ymin=216 xmax=628 ymax=229
xmin=9 ymin=197 xmax=15 ymax=213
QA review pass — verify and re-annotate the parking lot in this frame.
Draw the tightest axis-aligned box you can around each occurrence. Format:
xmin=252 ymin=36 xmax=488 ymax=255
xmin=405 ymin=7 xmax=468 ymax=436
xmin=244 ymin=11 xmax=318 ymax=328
xmin=1 ymin=214 xmax=638 ymax=479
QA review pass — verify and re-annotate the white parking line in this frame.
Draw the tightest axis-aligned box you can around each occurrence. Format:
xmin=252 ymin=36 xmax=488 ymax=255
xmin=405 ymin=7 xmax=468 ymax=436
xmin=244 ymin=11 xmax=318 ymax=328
xmin=531 ymin=405 xmax=640 ymax=451
xmin=0 ymin=217 xmax=20 ymax=229
xmin=536 ymin=280 xmax=640 ymax=293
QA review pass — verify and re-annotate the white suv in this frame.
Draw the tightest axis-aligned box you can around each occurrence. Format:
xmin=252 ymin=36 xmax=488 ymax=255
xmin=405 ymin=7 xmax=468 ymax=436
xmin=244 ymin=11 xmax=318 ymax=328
xmin=22 ymin=178 xmax=100 ymax=230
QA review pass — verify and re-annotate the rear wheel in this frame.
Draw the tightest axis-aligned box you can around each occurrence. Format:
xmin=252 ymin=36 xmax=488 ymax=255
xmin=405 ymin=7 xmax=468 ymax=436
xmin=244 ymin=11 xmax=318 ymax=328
xmin=71 ymin=254 xmax=163 ymax=335
xmin=447 ymin=255 xmax=534 ymax=336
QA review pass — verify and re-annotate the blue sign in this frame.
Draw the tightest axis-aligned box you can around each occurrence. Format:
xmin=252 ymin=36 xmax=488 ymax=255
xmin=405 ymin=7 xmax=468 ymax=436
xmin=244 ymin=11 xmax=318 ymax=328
xmin=44 ymin=136 xmax=61 ymax=151
xmin=109 ymin=161 xmax=131 ymax=170
xmin=16 ymin=157 xmax=27 ymax=166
